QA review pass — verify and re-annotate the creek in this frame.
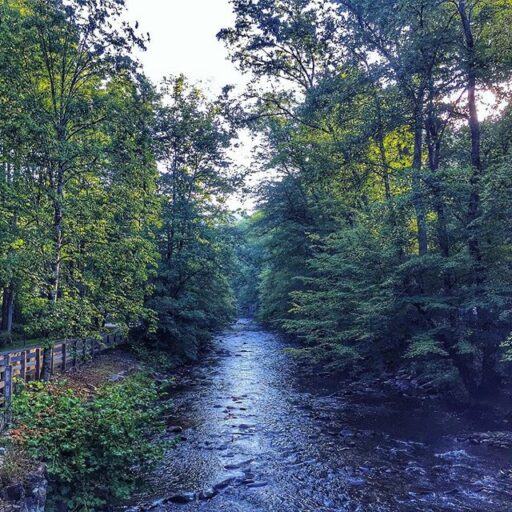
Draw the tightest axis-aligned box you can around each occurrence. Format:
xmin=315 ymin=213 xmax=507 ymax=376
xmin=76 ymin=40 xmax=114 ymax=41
xmin=132 ymin=319 xmax=512 ymax=511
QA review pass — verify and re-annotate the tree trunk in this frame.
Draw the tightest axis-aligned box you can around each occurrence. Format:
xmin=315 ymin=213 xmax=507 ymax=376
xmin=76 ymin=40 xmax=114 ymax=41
xmin=412 ymin=97 xmax=428 ymax=257
xmin=447 ymin=345 xmax=478 ymax=396
xmin=1 ymin=286 xmax=14 ymax=334
xmin=42 ymin=164 xmax=64 ymax=381
xmin=425 ymin=111 xmax=450 ymax=260
xmin=458 ymin=0 xmax=485 ymax=288
xmin=41 ymin=347 xmax=53 ymax=382
xmin=457 ymin=0 xmax=497 ymax=395
xmin=50 ymin=173 xmax=64 ymax=303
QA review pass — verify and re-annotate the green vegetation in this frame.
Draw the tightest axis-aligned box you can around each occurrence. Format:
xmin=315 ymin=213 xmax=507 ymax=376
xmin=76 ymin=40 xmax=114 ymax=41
xmin=220 ymin=0 xmax=512 ymax=398
xmin=2 ymin=0 xmax=512 ymax=507
xmin=142 ymin=77 xmax=238 ymax=360
xmin=0 ymin=0 xmax=238 ymax=367
xmin=0 ymin=3 xmax=239 ymax=506
xmin=9 ymin=373 xmax=166 ymax=510
xmin=0 ymin=0 xmax=159 ymax=373
xmin=2 ymin=0 xmax=512 ymax=397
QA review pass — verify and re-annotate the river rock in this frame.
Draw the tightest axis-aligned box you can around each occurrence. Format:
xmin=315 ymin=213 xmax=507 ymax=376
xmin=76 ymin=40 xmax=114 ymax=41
xmin=5 ymin=484 xmax=24 ymax=501
xmin=198 ymin=488 xmax=217 ymax=500
xmin=246 ymin=480 xmax=268 ymax=488
xmin=461 ymin=431 xmax=512 ymax=449
xmin=213 ymin=472 xmax=244 ymax=491
xmin=167 ymin=492 xmax=196 ymax=504
xmin=0 ymin=463 xmax=47 ymax=512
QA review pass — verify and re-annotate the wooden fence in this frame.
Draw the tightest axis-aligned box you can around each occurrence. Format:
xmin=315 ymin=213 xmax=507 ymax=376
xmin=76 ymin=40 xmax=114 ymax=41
xmin=0 ymin=332 xmax=125 ymax=408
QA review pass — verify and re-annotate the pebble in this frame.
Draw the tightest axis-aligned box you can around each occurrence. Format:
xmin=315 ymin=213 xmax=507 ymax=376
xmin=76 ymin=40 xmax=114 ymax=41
xmin=198 ymin=488 xmax=217 ymax=500
xmin=246 ymin=481 xmax=268 ymax=488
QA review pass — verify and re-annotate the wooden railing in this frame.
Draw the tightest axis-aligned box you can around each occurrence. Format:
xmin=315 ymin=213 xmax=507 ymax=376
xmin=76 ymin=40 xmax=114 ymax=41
xmin=0 ymin=332 xmax=126 ymax=407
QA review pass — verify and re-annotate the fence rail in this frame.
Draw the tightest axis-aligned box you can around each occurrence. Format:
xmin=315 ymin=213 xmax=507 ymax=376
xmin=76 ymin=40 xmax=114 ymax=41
xmin=0 ymin=332 xmax=126 ymax=407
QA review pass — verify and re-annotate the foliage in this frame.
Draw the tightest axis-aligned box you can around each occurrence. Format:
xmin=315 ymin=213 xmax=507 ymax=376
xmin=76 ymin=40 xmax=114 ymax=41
xmin=10 ymin=374 xmax=166 ymax=510
xmin=222 ymin=0 xmax=512 ymax=396
xmin=0 ymin=0 xmax=159 ymax=356
xmin=143 ymin=77 xmax=239 ymax=359
xmin=231 ymin=215 xmax=266 ymax=315
xmin=0 ymin=446 xmax=33 ymax=488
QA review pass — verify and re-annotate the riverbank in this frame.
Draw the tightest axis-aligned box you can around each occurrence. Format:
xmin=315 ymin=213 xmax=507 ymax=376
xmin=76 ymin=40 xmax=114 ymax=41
xmin=127 ymin=319 xmax=512 ymax=512
xmin=0 ymin=350 xmax=157 ymax=512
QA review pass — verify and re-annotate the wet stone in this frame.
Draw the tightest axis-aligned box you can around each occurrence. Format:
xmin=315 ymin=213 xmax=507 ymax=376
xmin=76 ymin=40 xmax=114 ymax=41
xmin=213 ymin=475 xmax=242 ymax=491
xmin=198 ymin=488 xmax=217 ymax=500
xmin=167 ymin=492 xmax=196 ymax=504
xmin=246 ymin=481 xmax=268 ymax=489
xmin=224 ymin=460 xmax=253 ymax=470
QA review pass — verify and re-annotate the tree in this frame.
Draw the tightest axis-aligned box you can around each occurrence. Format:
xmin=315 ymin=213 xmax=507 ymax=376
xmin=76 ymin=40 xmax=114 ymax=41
xmin=145 ymin=77 xmax=238 ymax=359
xmin=0 ymin=1 xmax=159 ymax=379
xmin=223 ymin=0 xmax=512 ymax=398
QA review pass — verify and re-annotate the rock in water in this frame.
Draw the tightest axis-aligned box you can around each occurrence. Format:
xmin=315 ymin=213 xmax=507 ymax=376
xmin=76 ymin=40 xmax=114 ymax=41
xmin=167 ymin=492 xmax=196 ymax=504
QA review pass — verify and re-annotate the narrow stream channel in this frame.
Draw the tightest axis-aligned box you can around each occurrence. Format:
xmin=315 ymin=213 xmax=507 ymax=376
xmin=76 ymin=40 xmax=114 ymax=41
xmin=133 ymin=319 xmax=512 ymax=511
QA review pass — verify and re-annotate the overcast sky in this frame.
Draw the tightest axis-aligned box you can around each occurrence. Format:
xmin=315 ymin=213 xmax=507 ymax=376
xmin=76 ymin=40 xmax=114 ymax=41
xmin=125 ymin=0 xmax=246 ymax=92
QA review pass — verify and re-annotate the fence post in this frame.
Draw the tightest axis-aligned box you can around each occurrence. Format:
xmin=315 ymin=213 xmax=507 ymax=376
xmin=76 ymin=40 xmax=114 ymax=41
xmin=4 ymin=365 xmax=12 ymax=409
xmin=35 ymin=348 xmax=41 ymax=380
xmin=61 ymin=342 xmax=67 ymax=372
xmin=72 ymin=340 xmax=78 ymax=368
xmin=20 ymin=350 xmax=26 ymax=381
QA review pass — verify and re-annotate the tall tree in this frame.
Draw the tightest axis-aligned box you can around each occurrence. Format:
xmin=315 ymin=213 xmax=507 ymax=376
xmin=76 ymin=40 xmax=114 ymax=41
xmin=224 ymin=0 xmax=512 ymax=397
xmin=146 ymin=77 xmax=238 ymax=359
xmin=0 ymin=0 xmax=159 ymax=378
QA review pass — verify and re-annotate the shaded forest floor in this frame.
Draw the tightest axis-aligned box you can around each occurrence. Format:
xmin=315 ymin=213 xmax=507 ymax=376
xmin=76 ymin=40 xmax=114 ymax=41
xmin=62 ymin=349 xmax=142 ymax=394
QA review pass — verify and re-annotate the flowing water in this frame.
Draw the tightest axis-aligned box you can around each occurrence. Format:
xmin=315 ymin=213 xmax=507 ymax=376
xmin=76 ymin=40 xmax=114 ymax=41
xmin=133 ymin=319 xmax=512 ymax=511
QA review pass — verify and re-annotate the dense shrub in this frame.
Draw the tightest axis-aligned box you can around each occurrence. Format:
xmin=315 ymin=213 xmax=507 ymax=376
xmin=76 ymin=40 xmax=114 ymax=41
xmin=10 ymin=373 xmax=166 ymax=510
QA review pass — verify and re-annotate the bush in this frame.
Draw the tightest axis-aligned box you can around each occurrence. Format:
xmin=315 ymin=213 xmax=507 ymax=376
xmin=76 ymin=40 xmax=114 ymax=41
xmin=10 ymin=373 xmax=167 ymax=510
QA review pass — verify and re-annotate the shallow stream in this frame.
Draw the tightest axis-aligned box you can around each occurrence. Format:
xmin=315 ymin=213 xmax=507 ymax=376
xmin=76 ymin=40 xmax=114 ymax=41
xmin=133 ymin=319 xmax=512 ymax=511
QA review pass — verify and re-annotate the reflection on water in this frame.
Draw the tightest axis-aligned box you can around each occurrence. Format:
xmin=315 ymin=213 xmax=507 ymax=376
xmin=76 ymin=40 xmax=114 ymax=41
xmin=131 ymin=319 xmax=512 ymax=511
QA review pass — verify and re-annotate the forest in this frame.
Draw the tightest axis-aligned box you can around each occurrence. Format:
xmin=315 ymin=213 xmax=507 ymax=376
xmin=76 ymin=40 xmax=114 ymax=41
xmin=229 ymin=0 xmax=512 ymax=400
xmin=0 ymin=0 xmax=239 ymax=368
xmin=1 ymin=0 xmax=512 ymax=510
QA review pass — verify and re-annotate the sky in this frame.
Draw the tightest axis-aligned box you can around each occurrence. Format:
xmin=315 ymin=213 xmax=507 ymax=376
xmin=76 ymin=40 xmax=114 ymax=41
xmin=124 ymin=0 xmax=257 ymax=212
xmin=125 ymin=0 xmax=246 ymax=92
